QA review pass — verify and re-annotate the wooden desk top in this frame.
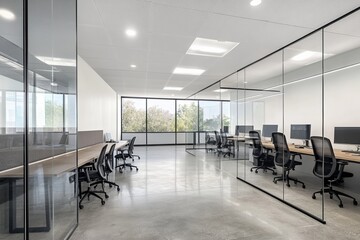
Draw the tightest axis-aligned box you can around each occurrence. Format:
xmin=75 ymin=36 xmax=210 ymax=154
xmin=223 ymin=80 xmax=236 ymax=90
xmin=261 ymin=141 xmax=360 ymax=164
xmin=0 ymin=141 xmax=128 ymax=178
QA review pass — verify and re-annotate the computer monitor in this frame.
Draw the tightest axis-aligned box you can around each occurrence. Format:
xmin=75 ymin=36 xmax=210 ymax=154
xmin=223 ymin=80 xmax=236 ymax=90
xmin=262 ymin=124 xmax=278 ymax=138
xmin=334 ymin=127 xmax=360 ymax=145
xmin=235 ymin=125 xmax=254 ymax=136
xmin=290 ymin=124 xmax=311 ymax=146
xmin=223 ymin=126 xmax=229 ymax=134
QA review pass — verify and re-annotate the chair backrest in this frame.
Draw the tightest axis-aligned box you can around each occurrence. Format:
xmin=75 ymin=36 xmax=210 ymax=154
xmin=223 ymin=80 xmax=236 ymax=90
xmin=311 ymin=136 xmax=337 ymax=178
xmin=96 ymin=145 xmax=107 ymax=180
xmin=272 ymin=132 xmax=291 ymax=166
xmin=249 ymin=130 xmax=262 ymax=158
xmin=128 ymin=137 xmax=136 ymax=155
xmin=214 ymin=131 xmax=222 ymax=147
xmin=221 ymin=133 xmax=228 ymax=147
xmin=105 ymin=144 xmax=116 ymax=173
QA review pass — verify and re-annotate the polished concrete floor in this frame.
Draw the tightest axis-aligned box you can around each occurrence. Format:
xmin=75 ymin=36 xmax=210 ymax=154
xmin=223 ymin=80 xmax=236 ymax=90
xmin=70 ymin=146 xmax=360 ymax=240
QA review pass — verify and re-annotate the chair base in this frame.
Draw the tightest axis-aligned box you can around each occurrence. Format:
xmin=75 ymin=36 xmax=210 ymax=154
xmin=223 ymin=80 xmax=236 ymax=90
xmin=312 ymin=186 xmax=358 ymax=208
xmin=273 ymin=172 xmax=305 ymax=188
xmin=251 ymin=165 xmax=277 ymax=175
xmin=116 ymin=163 xmax=138 ymax=173
xmin=78 ymin=187 xmax=106 ymax=209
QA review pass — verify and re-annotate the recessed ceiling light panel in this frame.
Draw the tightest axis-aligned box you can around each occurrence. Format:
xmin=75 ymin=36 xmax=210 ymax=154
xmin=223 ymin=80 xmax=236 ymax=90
xmin=125 ymin=29 xmax=137 ymax=37
xmin=250 ymin=0 xmax=262 ymax=7
xmin=213 ymin=89 xmax=228 ymax=93
xmin=163 ymin=87 xmax=183 ymax=91
xmin=36 ymin=56 xmax=76 ymax=67
xmin=130 ymin=64 xmax=136 ymax=68
xmin=173 ymin=67 xmax=205 ymax=76
xmin=186 ymin=38 xmax=239 ymax=57
xmin=0 ymin=9 xmax=15 ymax=21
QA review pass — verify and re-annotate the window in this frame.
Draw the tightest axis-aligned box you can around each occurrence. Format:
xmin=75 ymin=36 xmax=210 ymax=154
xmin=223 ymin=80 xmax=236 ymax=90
xmin=147 ymin=99 xmax=175 ymax=132
xmin=176 ymin=100 xmax=198 ymax=132
xmin=122 ymin=98 xmax=146 ymax=132
xmin=199 ymin=101 xmax=221 ymax=131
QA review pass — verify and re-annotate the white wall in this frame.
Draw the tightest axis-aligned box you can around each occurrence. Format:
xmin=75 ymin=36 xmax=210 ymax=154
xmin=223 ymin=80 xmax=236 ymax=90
xmin=78 ymin=56 xmax=117 ymax=139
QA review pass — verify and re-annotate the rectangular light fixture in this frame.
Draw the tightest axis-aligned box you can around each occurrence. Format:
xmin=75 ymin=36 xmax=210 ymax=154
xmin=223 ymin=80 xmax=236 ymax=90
xmin=186 ymin=37 xmax=239 ymax=57
xmin=173 ymin=67 xmax=205 ymax=76
xmin=163 ymin=87 xmax=183 ymax=91
xmin=213 ymin=89 xmax=228 ymax=93
xmin=291 ymin=51 xmax=316 ymax=61
xmin=36 ymin=56 xmax=76 ymax=67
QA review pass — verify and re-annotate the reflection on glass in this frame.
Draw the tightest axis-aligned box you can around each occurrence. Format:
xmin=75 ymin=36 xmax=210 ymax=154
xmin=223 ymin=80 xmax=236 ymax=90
xmin=199 ymin=101 xmax=221 ymax=131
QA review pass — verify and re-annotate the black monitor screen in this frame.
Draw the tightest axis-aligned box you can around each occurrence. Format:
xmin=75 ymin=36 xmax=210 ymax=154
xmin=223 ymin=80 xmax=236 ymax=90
xmin=290 ymin=124 xmax=311 ymax=140
xmin=262 ymin=124 xmax=278 ymax=138
xmin=334 ymin=127 xmax=360 ymax=145
xmin=223 ymin=126 xmax=229 ymax=133
xmin=235 ymin=125 xmax=254 ymax=136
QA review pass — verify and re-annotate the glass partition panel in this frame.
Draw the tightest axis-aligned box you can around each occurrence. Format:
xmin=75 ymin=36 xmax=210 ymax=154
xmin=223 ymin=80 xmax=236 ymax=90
xmin=28 ymin=0 xmax=77 ymax=239
xmin=0 ymin=0 xmax=24 ymax=238
xmin=243 ymin=51 xmax=284 ymax=199
xmin=176 ymin=100 xmax=198 ymax=132
xmin=324 ymin=10 xmax=360 ymax=221
xmin=283 ymin=30 xmax=323 ymax=219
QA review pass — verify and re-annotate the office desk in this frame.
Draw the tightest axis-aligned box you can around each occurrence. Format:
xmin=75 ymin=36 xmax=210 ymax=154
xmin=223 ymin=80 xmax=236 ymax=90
xmin=0 ymin=141 xmax=128 ymax=178
xmin=261 ymin=141 xmax=360 ymax=164
xmin=227 ymin=136 xmax=256 ymax=157
xmin=0 ymin=141 xmax=127 ymax=233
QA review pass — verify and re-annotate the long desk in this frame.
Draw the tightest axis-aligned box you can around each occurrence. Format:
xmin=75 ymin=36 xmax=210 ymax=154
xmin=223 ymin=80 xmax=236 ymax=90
xmin=0 ymin=141 xmax=128 ymax=178
xmin=0 ymin=141 xmax=128 ymax=233
xmin=261 ymin=141 xmax=360 ymax=164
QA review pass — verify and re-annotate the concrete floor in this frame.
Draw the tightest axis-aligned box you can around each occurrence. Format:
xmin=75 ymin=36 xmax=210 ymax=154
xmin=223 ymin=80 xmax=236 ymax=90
xmin=70 ymin=146 xmax=360 ymax=240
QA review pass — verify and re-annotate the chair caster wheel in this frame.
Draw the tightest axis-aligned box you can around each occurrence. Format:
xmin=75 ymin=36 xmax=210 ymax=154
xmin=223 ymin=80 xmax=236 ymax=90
xmin=272 ymin=172 xmax=277 ymax=175
xmin=302 ymin=185 xmax=306 ymax=189
xmin=286 ymin=184 xmax=290 ymax=187
xmin=353 ymin=200 xmax=358 ymax=206
xmin=312 ymin=195 xmax=316 ymax=199
xmin=250 ymin=169 xmax=253 ymax=172
xmin=79 ymin=205 xmax=84 ymax=209
xmin=294 ymin=181 xmax=298 ymax=185
xmin=130 ymin=168 xmax=133 ymax=171
xmin=339 ymin=204 xmax=343 ymax=208
xmin=101 ymin=200 xmax=105 ymax=205
xmin=136 ymin=168 xmax=138 ymax=171
xmin=117 ymin=186 xmax=120 ymax=191
xmin=330 ymin=194 xmax=333 ymax=199
xmin=105 ymin=194 xmax=109 ymax=199
xmin=273 ymin=181 xmax=277 ymax=184
xmin=255 ymin=170 xmax=258 ymax=174
xmin=109 ymin=184 xmax=113 ymax=188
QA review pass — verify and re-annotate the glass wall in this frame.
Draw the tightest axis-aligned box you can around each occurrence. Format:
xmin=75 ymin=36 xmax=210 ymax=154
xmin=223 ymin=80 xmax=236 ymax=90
xmin=0 ymin=0 xmax=77 ymax=239
xmin=192 ymin=7 xmax=360 ymax=224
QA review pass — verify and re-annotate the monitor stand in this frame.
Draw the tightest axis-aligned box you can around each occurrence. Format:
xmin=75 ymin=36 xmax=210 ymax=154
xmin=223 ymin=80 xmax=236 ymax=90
xmin=304 ymin=140 xmax=310 ymax=148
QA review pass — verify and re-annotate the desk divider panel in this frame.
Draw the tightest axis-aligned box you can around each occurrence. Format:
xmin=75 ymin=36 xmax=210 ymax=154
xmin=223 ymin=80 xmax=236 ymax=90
xmin=78 ymin=130 xmax=104 ymax=149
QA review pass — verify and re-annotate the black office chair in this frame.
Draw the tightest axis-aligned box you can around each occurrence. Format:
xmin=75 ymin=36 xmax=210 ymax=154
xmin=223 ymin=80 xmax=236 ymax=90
xmin=96 ymin=144 xmax=121 ymax=191
xmin=249 ymin=131 xmax=276 ymax=175
xmin=221 ymin=133 xmax=234 ymax=157
xmin=214 ymin=131 xmax=223 ymax=156
xmin=272 ymin=132 xmax=305 ymax=188
xmin=115 ymin=137 xmax=139 ymax=172
xmin=78 ymin=145 xmax=108 ymax=209
xmin=205 ymin=131 xmax=217 ymax=152
xmin=311 ymin=136 xmax=357 ymax=208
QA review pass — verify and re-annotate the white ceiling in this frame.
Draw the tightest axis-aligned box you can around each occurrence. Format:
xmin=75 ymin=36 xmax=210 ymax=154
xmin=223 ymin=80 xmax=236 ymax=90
xmin=78 ymin=0 xmax=360 ymax=99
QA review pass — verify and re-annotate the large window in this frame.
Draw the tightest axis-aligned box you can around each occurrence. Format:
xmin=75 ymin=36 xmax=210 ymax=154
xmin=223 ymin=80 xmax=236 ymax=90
xmin=121 ymin=97 xmax=229 ymax=145
xmin=147 ymin=99 xmax=175 ymax=132
xmin=122 ymin=98 xmax=146 ymax=132
xmin=176 ymin=100 xmax=198 ymax=132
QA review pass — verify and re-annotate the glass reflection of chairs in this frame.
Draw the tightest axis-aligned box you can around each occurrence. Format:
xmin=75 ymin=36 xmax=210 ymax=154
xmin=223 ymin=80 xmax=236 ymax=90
xmin=115 ymin=137 xmax=139 ymax=172
xmin=205 ymin=131 xmax=217 ymax=152
xmin=311 ymin=136 xmax=358 ymax=208
xmin=78 ymin=145 xmax=108 ymax=209
xmin=221 ymin=132 xmax=234 ymax=158
xmin=272 ymin=132 xmax=306 ymax=188
xmin=249 ymin=130 xmax=277 ymax=175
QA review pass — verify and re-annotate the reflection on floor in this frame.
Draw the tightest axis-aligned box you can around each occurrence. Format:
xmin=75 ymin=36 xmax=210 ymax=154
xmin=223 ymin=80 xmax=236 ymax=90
xmin=69 ymin=146 xmax=360 ymax=240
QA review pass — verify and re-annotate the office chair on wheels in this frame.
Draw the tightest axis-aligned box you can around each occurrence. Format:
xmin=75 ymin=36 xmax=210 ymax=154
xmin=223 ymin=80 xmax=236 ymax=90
xmin=249 ymin=131 xmax=276 ymax=175
xmin=311 ymin=136 xmax=357 ymax=208
xmin=272 ymin=132 xmax=305 ymax=188
xmin=78 ymin=145 xmax=109 ymax=209
xmin=221 ymin=133 xmax=234 ymax=158
xmin=115 ymin=137 xmax=139 ymax=172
